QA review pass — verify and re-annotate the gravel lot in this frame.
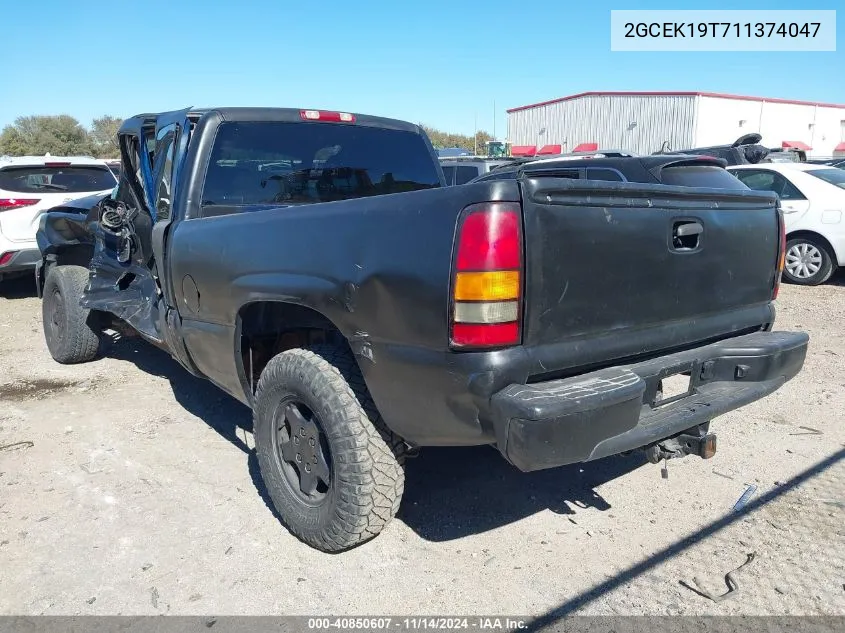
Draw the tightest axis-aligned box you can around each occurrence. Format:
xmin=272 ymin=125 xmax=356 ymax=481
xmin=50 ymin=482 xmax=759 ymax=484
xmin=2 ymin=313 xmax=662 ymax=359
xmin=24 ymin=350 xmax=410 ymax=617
xmin=0 ymin=272 xmax=843 ymax=618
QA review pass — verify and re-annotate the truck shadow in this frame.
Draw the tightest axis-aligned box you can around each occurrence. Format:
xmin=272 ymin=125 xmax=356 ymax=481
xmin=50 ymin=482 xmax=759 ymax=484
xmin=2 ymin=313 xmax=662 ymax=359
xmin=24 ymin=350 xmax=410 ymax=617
xmin=398 ymin=447 xmax=645 ymax=541
xmin=105 ymin=337 xmax=293 ymax=530
xmin=106 ymin=335 xmax=254 ymax=453
xmin=107 ymin=333 xmax=645 ymax=541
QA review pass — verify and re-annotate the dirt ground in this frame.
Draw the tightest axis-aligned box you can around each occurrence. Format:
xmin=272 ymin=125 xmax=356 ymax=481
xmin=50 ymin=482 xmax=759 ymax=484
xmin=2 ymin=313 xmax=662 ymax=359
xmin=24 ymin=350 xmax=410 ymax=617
xmin=0 ymin=272 xmax=843 ymax=619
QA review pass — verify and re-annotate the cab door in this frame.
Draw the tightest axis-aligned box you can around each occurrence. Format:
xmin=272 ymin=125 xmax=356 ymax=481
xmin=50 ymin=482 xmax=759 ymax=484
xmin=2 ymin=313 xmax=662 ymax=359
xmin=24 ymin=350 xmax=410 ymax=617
xmin=82 ymin=109 xmax=192 ymax=346
xmin=81 ymin=117 xmax=159 ymax=337
xmin=147 ymin=109 xmax=202 ymax=373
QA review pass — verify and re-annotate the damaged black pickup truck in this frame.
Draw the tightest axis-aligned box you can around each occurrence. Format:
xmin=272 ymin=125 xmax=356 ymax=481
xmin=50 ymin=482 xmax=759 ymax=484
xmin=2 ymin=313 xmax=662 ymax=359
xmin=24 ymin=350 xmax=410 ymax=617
xmin=36 ymin=106 xmax=808 ymax=552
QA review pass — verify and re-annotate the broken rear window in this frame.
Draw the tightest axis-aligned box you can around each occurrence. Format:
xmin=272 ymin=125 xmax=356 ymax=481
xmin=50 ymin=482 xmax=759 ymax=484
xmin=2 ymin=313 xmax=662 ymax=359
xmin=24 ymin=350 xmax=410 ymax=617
xmin=200 ymin=121 xmax=440 ymax=211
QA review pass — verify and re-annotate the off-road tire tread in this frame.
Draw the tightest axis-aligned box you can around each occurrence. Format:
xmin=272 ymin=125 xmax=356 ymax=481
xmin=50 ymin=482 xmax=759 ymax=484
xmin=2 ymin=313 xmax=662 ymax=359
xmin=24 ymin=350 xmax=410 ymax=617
xmin=253 ymin=344 xmax=405 ymax=552
xmin=42 ymin=265 xmax=100 ymax=364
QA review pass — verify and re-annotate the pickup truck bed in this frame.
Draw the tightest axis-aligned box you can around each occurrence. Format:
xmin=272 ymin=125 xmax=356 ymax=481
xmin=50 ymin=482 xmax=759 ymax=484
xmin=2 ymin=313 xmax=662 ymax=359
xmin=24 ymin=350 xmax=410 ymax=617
xmin=35 ymin=106 xmax=807 ymax=552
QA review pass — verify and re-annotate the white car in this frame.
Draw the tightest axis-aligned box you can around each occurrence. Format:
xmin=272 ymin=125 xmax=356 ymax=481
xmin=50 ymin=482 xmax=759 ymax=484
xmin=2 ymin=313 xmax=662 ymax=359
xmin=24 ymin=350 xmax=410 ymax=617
xmin=0 ymin=156 xmax=117 ymax=281
xmin=728 ymin=163 xmax=845 ymax=286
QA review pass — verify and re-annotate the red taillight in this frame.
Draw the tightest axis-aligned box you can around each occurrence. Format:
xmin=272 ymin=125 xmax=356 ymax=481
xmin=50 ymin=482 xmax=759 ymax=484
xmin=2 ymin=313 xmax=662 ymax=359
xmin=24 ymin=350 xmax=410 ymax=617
xmin=450 ymin=202 xmax=523 ymax=349
xmin=0 ymin=251 xmax=17 ymax=266
xmin=0 ymin=198 xmax=40 ymax=211
xmin=44 ymin=162 xmax=71 ymax=167
xmin=452 ymin=322 xmax=520 ymax=347
xmin=773 ymin=207 xmax=786 ymax=299
xmin=456 ymin=208 xmax=521 ymax=270
xmin=299 ymin=109 xmax=356 ymax=123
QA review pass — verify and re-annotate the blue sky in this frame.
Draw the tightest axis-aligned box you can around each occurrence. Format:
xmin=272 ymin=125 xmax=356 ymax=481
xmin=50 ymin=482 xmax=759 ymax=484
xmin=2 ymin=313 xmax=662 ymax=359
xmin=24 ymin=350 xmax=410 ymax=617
xmin=0 ymin=0 xmax=840 ymax=137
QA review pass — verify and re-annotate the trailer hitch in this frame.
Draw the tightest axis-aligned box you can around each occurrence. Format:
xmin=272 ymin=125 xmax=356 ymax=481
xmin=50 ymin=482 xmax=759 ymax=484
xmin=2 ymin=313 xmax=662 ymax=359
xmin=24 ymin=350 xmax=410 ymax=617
xmin=644 ymin=424 xmax=717 ymax=464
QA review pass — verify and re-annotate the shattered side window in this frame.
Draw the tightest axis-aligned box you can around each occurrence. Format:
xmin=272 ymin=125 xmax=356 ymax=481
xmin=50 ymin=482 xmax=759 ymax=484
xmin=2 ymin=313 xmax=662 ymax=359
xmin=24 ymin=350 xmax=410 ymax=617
xmin=113 ymin=137 xmax=149 ymax=213
xmin=132 ymin=140 xmax=147 ymax=203
xmin=153 ymin=124 xmax=177 ymax=221
xmin=143 ymin=128 xmax=156 ymax=170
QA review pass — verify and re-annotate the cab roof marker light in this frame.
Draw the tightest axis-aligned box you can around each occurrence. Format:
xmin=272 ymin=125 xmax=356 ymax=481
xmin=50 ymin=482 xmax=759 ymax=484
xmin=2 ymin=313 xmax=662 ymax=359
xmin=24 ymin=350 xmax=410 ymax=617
xmin=299 ymin=110 xmax=357 ymax=123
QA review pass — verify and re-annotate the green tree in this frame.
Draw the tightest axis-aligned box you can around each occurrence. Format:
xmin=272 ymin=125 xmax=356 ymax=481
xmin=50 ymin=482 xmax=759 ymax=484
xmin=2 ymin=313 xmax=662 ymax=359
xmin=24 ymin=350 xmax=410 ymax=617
xmin=474 ymin=130 xmax=492 ymax=154
xmin=89 ymin=115 xmax=123 ymax=158
xmin=421 ymin=124 xmax=493 ymax=154
xmin=0 ymin=126 xmax=28 ymax=155
xmin=0 ymin=115 xmax=93 ymax=156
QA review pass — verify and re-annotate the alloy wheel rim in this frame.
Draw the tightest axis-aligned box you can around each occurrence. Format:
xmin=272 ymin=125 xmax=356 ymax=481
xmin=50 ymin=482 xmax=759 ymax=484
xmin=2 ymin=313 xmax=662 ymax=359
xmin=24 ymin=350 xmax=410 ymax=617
xmin=785 ymin=243 xmax=822 ymax=279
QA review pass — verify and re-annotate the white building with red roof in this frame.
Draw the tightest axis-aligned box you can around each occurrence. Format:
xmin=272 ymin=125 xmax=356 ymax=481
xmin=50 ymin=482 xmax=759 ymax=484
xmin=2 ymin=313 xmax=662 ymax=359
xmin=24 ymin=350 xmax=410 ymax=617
xmin=506 ymin=91 xmax=845 ymax=158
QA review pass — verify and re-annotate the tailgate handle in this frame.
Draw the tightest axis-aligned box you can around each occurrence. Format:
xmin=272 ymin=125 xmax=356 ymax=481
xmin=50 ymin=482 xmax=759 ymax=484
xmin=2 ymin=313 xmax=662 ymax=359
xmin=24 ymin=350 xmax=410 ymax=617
xmin=672 ymin=220 xmax=703 ymax=250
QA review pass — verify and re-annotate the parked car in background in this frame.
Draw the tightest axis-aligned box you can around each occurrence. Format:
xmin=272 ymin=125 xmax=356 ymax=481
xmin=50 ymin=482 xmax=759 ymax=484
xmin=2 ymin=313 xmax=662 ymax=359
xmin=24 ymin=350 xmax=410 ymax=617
xmin=443 ymin=151 xmax=639 ymax=185
xmin=0 ymin=156 xmax=117 ymax=281
xmin=655 ymin=133 xmax=808 ymax=166
xmin=483 ymin=149 xmax=638 ymax=174
xmin=728 ymin=163 xmax=845 ymax=285
xmin=655 ymin=133 xmax=772 ymax=166
xmin=763 ymin=148 xmax=804 ymax=163
xmin=804 ymin=157 xmax=845 ymax=169
xmin=470 ymin=153 xmax=746 ymax=189
xmin=104 ymin=160 xmax=122 ymax=178
xmin=437 ymin=147 xmax=473 ymax=158
xmin=439 ymin=156 xmax=515 ymax=185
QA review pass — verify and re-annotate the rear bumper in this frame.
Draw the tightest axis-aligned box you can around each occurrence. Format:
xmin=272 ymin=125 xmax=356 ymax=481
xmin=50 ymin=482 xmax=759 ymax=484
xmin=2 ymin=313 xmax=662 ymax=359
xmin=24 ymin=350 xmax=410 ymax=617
xmin=490 ymin=331 xmax=808 ymax=472
xmin=0 ymin=247 xmax=41 ymax=274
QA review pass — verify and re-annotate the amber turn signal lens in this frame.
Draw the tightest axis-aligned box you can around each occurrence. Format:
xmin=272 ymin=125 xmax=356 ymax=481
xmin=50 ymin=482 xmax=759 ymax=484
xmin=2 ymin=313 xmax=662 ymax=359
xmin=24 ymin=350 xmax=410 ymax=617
xmin=454 ymin=270 xmax=520 ymax=302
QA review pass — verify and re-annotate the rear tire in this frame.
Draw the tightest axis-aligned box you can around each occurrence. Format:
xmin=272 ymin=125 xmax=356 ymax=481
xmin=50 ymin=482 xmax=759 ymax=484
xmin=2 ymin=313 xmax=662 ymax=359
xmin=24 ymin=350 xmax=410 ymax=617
xmin=41 ymin=265 xmax=101 ymax=364
xmin=253 ymin=344 xmax=406 ymax=552
xmin=783 ymin=236 xmax=835 ymax=286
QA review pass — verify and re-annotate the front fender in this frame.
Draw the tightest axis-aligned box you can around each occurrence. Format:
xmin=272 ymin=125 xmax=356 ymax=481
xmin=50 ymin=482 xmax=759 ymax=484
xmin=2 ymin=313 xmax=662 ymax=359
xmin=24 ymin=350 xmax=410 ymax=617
xmin=36 ymin=211 xmax=94 ymax=258
xmin=35 ymin=212 xmax=96 ymax=298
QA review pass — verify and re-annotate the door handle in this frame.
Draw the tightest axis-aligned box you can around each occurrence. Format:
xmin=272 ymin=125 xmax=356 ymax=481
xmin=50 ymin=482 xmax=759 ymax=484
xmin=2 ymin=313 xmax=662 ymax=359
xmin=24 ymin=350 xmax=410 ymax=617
xmin=672 ymin=220 xmax=703 ymax=251
xmin=674 ymin=221 xmax=703 ymax=237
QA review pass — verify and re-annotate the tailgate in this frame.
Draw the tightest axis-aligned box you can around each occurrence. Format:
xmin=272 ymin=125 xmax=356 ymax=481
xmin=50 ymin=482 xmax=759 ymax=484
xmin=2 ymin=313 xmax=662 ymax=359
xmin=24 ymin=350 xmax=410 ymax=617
xmin=519 ymin=177 xmax=780 ymax=375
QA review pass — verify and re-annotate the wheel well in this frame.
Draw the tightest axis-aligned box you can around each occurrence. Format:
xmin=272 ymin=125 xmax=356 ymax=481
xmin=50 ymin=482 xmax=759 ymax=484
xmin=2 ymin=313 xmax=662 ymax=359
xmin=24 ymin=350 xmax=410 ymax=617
xmin=54 ymin=244 xmax=94 ymax=268
xmin=237 ymin=301 xmax=350 ymax=397
xmin=39 ymin=245 xmax=94 ymax=297
xmin=786 ymin=230 xmax=838 ymax=261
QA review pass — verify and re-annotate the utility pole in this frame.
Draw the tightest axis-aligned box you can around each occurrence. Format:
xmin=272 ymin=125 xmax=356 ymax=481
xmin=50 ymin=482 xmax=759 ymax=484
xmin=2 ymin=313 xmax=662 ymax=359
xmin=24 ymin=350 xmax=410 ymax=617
xmin=493 ymin=100 xmax=496 ymax=140
xmin=474 ymin=113 xmax=478 ymax=155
